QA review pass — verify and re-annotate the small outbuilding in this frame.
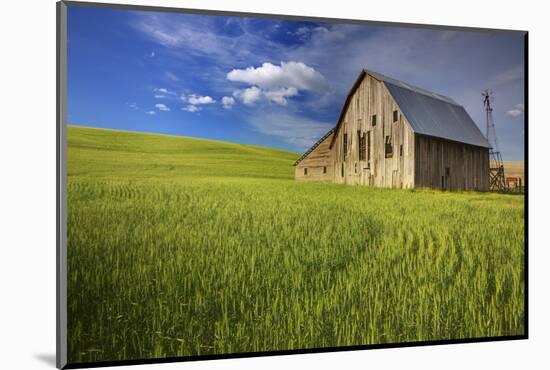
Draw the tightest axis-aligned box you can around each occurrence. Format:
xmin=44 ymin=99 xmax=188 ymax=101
xmin=294 ymin=69 xmax=490 ymax=191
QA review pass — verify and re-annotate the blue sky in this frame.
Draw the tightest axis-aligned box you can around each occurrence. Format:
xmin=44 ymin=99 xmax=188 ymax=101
xmin=67 ymin=6 xmax=525 ymax=159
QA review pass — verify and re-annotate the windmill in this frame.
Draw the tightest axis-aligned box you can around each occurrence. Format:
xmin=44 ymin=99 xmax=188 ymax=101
xmin=482 ymin=90 xmax=507 ymax=191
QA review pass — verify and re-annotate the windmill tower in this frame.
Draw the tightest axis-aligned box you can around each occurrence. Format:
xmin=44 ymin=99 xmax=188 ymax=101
xmin=482 ymin=90 xmax=507 ymax=191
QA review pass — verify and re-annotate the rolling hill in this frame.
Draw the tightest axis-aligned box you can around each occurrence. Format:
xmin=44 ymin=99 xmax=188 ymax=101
xmin=68 ymin=125 xmax=299 ymax=180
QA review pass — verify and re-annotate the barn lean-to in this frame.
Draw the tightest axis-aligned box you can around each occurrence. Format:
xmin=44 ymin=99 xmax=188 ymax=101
xmin=294 ymin=70 xmax=491 ymax=191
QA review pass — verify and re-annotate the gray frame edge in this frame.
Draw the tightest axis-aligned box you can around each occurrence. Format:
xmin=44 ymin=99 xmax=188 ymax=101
xmin=57 ymin=1 xmax=68 ymax=368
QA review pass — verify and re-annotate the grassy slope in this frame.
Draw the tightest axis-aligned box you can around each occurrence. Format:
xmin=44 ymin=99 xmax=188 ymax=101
xmin=67 ymin=126 xmax=525 ymax=363
xmin=68 ymin=125 xmax=298 ymax=181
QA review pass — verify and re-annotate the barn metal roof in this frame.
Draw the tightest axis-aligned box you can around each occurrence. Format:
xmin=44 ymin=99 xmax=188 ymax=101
xmin=327 ymin=69 xmax=491 ymax=150
xmin=368 ymin=70 xmax=459 ymax=105
xmin=373 ymin=72 xmax=491 ymax=148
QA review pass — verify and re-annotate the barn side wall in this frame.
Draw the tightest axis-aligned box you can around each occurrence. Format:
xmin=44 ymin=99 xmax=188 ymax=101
xmin=332 ymin=74 xmax=415 ymax=188
xmin=295 ymin=133 xmax=335 ymax=182
xmin=414 ymin=134 xmax=489 ymax=191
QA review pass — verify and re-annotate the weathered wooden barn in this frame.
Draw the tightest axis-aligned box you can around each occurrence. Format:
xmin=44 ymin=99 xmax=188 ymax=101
xmin=294 ymin=70 xmax=491 ymax=191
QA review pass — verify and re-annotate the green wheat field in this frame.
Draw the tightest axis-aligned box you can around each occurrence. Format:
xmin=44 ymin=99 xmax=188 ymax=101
xmin=67 ymin=125 xmax=525 ymax=364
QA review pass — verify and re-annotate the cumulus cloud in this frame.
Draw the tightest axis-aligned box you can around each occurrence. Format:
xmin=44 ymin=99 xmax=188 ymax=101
xmin=154 ymin=87 xmax=176 ymax=96
xmin=221 ymin=96 xmax=235 ymax=109
xmin=263 ymin=87 xmax=298 ymax=106
xmin=153 ymin=87 xmax=178 ymax=100
xmin=232 ymin=86 xmax=299 ymax=106
xmin=227 ymin=61 xmax=326 ymax=106
xmin=182 ymin=105 xmax=200 ymax=113
xmin=145 ymin=110 xmax=156 ymax=115
xmin=506 ymin=110 xmax=522 ymax=118
xmin=227 ymin=61 xmax=327 ymax=92
xmin=155 ymin=103 xmax=170 ymax=111
xmin=188 ymin=94 xmax=215 ymax=105
xmin=233 ymin=87 xmax=262 ymax=105
xmin=506 ymin=103 xmax=524 ymax=118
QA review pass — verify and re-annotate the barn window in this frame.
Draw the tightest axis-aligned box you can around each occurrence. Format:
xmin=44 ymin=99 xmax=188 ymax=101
xmin=385 ymin=136 xmax=393 ymax=158
xmin=371 ymin=114 xmax=377 ymax=126
xmin=358 ymin=131 xmax=366 ymax=161
xmin=445 ymin=167 xmax=450 ymax=177
xmin=367 ymin=131 xmax=371 ymax=162
xmin=400 ymin=144 xmax=403 ymax=157
xmin=323 ymin=166 xmax=327 ymax=174
xmin=341 ymin=163 xmax=344 ymax=177
xmin=357 ymin=130 xmax=361 ymax=160
xmin=355 ymin=163 xmax=358 ymax=173
xmin=393 ymin=110 xmax=399 ymax=122
xmin=343 ymin=133 xmax=348 ymax=160
xmin=304 ymin=168 xmax=308 ymax=175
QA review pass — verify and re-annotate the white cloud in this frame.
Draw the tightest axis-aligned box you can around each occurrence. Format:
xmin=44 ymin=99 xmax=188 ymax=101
xmin=145 ymin=110 xmax=156 ymax=115
xmin=128 ymin=102 xmax=138 ymax=110
xmin=506 ymin=103 xmax=525 ymax=118
xmin=263 ymin=87 xmax=298 ymax=106
xmin=182 ymin=105 xmax=200 ymax=113
xmin=233 ymin=87 xmax=262 ymax=105
xmin=227 ymin=61 xmax=327 ymax=92
xmin=506 ymin=109 xmax=522 ymax=118
xmin=227 ymin=61 xmax=326 ymax=106
xmin=154 ymin=88 xmax=176 ymax=96
xmin=188 ymin=94 xmax=215 ymax=105
xmin=232 ymin=86 xmax=299 ymax=106
xmin=221 ymin=96 xmax=235 ymax=109
xmin=153 ymin=88 xmax=177 ymax=100
xmin=248 ymin=113 xmax=333 ymax=149
xmin=155 ymin=103 xmax=170 ymax=111
xmin=150 ymin=51 xmax=155 ymax=57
